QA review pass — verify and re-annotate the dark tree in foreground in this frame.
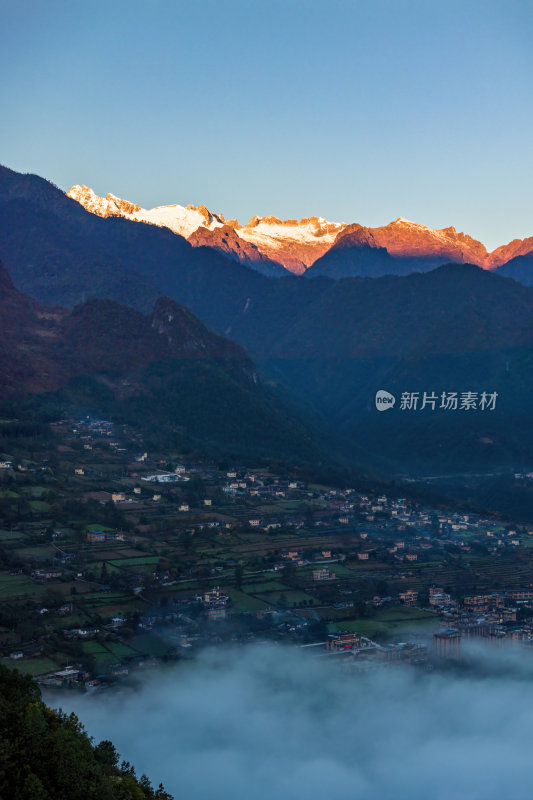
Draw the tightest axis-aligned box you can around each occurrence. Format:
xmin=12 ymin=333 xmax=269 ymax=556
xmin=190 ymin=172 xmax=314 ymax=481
xmin=0 ymin=664 xmax=173 ymax=800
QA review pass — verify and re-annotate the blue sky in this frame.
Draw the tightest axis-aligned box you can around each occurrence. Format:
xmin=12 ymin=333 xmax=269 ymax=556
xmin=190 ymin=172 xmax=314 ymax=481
xmin=1 ymin=0 xmax=531 ymax=249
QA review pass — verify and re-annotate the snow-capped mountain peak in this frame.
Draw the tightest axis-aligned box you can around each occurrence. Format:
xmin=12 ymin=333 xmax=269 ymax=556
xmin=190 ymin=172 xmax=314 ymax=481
xmin=66 ymin=184 xmax=533 ymax=275
xmin=67 ymin=185 xmax=142 ymax=217
xmin=392 ymin=216 xmax=417 ymax=225
xmin=235 ymin=215 xmax=347 ymax=273
xmin=67 ymin=186 xmax=225 ymax=239
xmin=127 ymin=202 xmax=225 ymax=238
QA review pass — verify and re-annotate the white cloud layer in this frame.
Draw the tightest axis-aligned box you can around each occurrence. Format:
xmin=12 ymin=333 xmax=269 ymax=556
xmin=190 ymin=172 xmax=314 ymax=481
xmin=48 ymin=643 xmax=533 ymax=800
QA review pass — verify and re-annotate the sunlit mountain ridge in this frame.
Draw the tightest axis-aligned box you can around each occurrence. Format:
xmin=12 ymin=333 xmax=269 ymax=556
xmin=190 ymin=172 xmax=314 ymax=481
xmin=68 ymin=184 xmax=533 ymax=276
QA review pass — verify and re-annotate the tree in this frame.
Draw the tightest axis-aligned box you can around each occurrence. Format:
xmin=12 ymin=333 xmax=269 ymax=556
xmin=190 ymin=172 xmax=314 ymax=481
xmin=0 ymin=663 xmax=173 ymax=800
xmin=22 ymin=773 xmax=48 ymax=800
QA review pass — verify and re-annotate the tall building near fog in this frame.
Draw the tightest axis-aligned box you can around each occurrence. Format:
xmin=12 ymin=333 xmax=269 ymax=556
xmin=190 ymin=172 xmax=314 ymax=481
xmin=434 ymin=630 xmax=461 ymax=659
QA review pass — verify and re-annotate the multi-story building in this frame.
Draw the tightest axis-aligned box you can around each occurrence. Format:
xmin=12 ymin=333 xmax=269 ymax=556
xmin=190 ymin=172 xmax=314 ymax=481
xmin=327 ymin=632 xmax=364 ymax=651
xmin=434 ymin=630 xmax=461 ymax=658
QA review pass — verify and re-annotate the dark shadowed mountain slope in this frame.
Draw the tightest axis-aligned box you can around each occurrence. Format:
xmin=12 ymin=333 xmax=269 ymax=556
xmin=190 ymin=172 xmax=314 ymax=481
xmin=5 ymin=165 xmax=533 ymax=476
xmin=306 ymin=223 xmax=463 ymax=279
xmin=167 ymin=262 xmax=533 ymax=364
xmin=496 ymin=252 xmax=533 ymax=286
xmin=264 ymin=264 xmax=533 ymax=359
xmin=251 ymin=265 xmax=533 ymax=476
xmin=188 ymin=224 xmax=288 ymax=277
xmin=0 ymin=165 xmax=269 ymax=313
xmin=67 ymin=182 xmax=533 ymax=275
xmin=4 ymin=165 xmax=533 ymax=358
xmin=304 ymin=224 xmax=399 ymax=278
xmin=0 ymin=261 xmax=323 ymax=464
xmin=306 ymin=218 xmax=533 ymax=280
xmin=0 ymin=258 xmax=68 ymax=396
xmin=0 ymin=254 xmax=252 ymax=397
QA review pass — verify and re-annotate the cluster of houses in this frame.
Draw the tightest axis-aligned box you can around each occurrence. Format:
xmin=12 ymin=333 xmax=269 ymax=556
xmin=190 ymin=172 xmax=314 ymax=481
xmin=7 ymin=414 xmax=533 ymax=687
xmin=203 ymin=586 xmax=228 ymax=620
xmin=86 ymin=530 xmax=125 ymax=543
xmin=272 ymin=548 xmax=339 ymax=571
xmin=325 ymin=631 xmax=428 ymax=668
xmin=429 ymin=589 xmax=533 ymax=654
xmin=141 ymin=472 xmax=189 ymax=484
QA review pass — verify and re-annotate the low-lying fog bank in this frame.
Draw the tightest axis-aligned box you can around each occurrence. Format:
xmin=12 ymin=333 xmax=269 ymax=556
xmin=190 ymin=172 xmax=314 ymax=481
xmin=47 ymin=643 xmax=533 ymax=800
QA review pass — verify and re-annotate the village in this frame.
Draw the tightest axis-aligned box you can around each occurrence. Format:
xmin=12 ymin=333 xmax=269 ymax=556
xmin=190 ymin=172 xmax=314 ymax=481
xmin=2 ymin=416 xmax=533 ymax=688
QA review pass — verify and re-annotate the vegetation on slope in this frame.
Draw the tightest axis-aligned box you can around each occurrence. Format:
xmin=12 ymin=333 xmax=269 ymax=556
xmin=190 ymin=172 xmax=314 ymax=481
xmin=0 ymin=663 xmax=172 ymax=800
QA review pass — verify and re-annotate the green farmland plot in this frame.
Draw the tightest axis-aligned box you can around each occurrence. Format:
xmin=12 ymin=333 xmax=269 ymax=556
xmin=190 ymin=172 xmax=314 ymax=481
xmin=28 ymin=486 xmax=47 ymax=498
xmin=77 ymin=592 xmax=144 ymax=612
xmin=14 ymin=545 xmax=56 ymax=561
xmin=105 ymin=642 xmax=139 ymax=659
xmin=86 ymin=524 xmax=114 ymax=532
xmin=131 ymin=633 xmax=171 ymax=658
xmin=81 ymin=642 xmax=120 ymax=670
xmin=81 ymin=639 xmax=148 ymax=669
xmin=330 ymin=605 xmax=439 ymax=641
xmin=29 ymin=500 xmax=51 ymax=513
xmin=97 ymin=601 xmax=146 ymax=616
xmin=81 ymin=641 xmax=108 ymax=655
xmin=0 ymin=530 xmax=25 ymax=542
xmin=376 ymin=606 xmax=437 ymax=623
xmin=226 ymin=588 xmax=272 ymax=613
xmin=0 ymin=573 xmax=44 ymax=599
xmin=326 ymin=563 xmax=361 ymax=577
xmin=91 ymin=651 xmax=118 ymax=670
xmin=91 ymin=562 xmax=122 ymax=578
xmin=0 ymin=490 xmax=19 ymax=500
xmin=329 ymin=619 xmax=392 ymax=639
xmin=110 ymin=556 xmax=161 ymax=568
xmin=299 ymin=562 xmax=355 ymax=578
xmin=255 ymin=590 xmax=319 ymax=608
xmin=47 ymin=612 xmax=88 ymax=629
xmin=82 ymin=641 xmax=137 ymax=658
xmin=0 ymin=657 xmax=60 ymax=677
xmin=243 ymin=580 xmax=289 ymax=593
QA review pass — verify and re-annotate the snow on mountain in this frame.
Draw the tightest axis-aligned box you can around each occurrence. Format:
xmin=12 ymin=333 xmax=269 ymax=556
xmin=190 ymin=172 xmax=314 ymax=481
xmin=66 ymin=185 xmax=533 ymax=274
xmin=67 ymin=187 xmax=346 ymax=273
xmin=239 ymin=215 xmax=343 ymax=247
xmin=236 ymin=216 xmax=345 ymax=273
xmin=67 ymin=186 xmax=225 ymax=239
xmin=67 ymin=185 xmax=142 ymax=217
xmin=128 ymin=203 xmax=225 ymax=238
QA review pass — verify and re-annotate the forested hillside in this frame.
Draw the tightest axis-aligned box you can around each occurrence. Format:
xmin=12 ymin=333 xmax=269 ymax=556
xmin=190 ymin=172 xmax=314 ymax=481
xmin=0 ymin=664 xmax=172 ymax=800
